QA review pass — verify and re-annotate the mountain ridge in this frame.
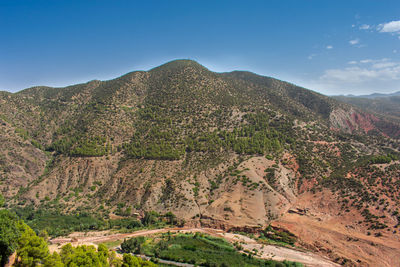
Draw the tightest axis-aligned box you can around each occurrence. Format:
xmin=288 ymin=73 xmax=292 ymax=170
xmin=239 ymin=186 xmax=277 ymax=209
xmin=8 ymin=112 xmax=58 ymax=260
xmin=337 ymin=91 xmax=400 ymax=99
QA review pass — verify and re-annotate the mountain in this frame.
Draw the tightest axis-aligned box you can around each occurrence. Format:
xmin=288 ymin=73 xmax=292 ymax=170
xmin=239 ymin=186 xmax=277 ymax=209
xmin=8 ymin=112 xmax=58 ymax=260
xmin=334 ymin=92 xmax=400 ymax=124
xmin=1 ymin=60 xmax=400 ymax=266
xmin=339 ymin=91 xmax=400 ymax=99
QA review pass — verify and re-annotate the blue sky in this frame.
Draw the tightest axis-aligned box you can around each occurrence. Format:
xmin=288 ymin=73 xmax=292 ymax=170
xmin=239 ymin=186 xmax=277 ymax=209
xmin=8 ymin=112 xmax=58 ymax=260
xmin=1 ymin=0 xmax=400 ymax=95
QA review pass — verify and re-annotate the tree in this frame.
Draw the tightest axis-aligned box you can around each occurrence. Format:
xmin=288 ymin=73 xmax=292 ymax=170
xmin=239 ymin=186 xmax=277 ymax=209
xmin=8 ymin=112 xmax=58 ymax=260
xmin=164 ymin=212 xmax=177 ymax=225
xmin=122 ymin=254 xmax=156 ymax=267
xmin=142 ymin=211 xmax=159 ymax=226
xmin=38 ymin=229 xmax=49 ymax=242
xmin=0 ymin=210 xmax=21 ymax=267
xmin=108 ymin=250 xmax=122 ymax=267
xmin=15 ymin=226 xmax=50 ymax=267
xmin=97 ymin=243 xmax=109 ymax=266
xmin=44 ymin=252 xmax=63 ymax=267
xmin=121 ymin=237 xmax=145 ymax=254
xmin=122 ymin=254 xmax=140 ymax=267
xmin=60 ymin=244 xmax=105 ymax=267
xmin=59 ymin=243 xmax=74 ymax=264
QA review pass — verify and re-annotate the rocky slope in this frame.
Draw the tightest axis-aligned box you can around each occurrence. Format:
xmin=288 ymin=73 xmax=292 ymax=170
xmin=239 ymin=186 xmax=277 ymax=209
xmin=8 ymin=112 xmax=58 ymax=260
xmin=334 ymin=94 xmax=400 ymax=124
xmin=1 ymin=60 xmax=400 ymax=266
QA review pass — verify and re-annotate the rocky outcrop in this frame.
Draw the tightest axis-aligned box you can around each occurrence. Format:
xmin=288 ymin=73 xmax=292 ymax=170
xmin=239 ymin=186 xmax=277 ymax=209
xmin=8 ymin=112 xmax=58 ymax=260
xmin=329 ymin=107 xmax=400 ymax=138
xmin=330 ymin=108 xmax=379 ymax=134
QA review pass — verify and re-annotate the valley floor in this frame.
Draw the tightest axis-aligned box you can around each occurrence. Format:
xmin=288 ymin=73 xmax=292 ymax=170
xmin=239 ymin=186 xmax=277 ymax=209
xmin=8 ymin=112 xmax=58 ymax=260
xmin=49 ymin=227 xmax=339 ymax=267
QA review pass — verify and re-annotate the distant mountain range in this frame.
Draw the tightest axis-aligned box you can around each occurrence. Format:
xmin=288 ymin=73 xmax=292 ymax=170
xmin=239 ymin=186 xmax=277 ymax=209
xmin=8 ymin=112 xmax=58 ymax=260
xmin=1 ymin=60 xmax=400 ymax=266
xmin=337 ymin=91 xmax=400 ymax=99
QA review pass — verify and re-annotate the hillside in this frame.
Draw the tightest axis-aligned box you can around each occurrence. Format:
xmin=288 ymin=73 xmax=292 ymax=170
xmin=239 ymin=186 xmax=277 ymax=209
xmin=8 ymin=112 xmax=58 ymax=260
xmin=334 ymin=94 xmax=400 ymax=123
xmin=1 ymin=60 xmax=400 ymax=266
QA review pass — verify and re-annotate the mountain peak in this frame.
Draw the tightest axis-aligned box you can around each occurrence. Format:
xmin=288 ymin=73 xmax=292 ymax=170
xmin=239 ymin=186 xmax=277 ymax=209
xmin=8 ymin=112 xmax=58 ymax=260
xmin=149 ymin=59 xmax=210 ymax=73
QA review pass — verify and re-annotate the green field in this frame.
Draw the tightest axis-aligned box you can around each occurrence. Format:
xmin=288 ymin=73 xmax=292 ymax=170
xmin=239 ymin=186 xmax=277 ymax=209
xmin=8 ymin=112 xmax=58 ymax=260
xmin=121 ymin=232 xmax=303 ymax=267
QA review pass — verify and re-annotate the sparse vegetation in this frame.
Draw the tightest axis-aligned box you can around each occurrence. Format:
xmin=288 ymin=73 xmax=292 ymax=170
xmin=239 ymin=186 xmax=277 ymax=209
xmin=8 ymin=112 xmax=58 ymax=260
xmin=261 ymin=225 xmax=297 ymax=246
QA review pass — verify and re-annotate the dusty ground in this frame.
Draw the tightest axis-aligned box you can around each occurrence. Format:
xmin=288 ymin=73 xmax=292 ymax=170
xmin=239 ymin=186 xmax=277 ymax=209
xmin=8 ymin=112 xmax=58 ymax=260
xmin=203 ymin=156 xmax=297 ymax=227
xmin=49 ymin=227 xmax=338 ymax=267
xmin=274 ymin=191 xmax=400 ymax=267
xmin=220 ymin=232 xmax=340 ymax=267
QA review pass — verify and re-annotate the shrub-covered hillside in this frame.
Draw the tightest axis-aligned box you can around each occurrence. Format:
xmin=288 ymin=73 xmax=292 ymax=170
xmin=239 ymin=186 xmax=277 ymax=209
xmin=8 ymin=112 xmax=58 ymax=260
xmin=1 ymin=59 xmax=400 ymax=266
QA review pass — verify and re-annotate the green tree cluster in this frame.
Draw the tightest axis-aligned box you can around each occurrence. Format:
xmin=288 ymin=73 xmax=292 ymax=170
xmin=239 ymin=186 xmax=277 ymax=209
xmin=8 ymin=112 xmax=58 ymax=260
xmin=0 ymin=210 xmax=22 ymax=266
xmin=124 ymin=112 xmax=292 ymax=161
xmin=13 ymin=207 xmax=106 ymax=237
xmin=0 ymin=210 xmax=155 ymax=267
xmin=48 ymin=135 xmax=110 ymax=157
xmin=263 ymin=225 xmax=297 ymax=246
xmin=124 ymin=141 xmax=184 ymax=160
xmin=0 ymin=209 xmax=51 ymax=267
xmin=185 ymin=113 xmax=289 ymax=155
xmin=14 ymin=226 xmax=49 ymax=266
xmin=369 ymin=154 xmax=397 ymax=164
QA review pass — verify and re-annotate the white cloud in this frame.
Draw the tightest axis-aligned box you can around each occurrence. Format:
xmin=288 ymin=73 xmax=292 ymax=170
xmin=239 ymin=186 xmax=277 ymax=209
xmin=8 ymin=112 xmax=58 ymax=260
xmin=360 ymin=59 xmax=373 ymax=64
xmin=302 ymin=59 xmax=400 ymax=95
xmin=326 ymin=45 xmax=333 ymax=49
xmin=349 ymin=38 xmax=360 ymax=45
xmin=322 ymin=68 xmax=376 ymax=83
xmin=359 ymin=24 xmax=370 ymax=30
xmin=379 ymin=20 xmax=400 ymax=33
xmin=372 ymin=62 xmax=397 ymax=69
xmin=358 ymin=20 xmax=400 ymax=39
xmin=321 ymin=59 xmax=400 ymax=82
